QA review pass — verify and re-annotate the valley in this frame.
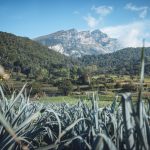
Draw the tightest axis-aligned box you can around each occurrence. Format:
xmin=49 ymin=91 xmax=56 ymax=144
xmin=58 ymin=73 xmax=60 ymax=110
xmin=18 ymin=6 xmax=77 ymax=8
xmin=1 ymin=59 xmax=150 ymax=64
xmin=0 ymin=31 xmax=150 ymax=106
xmin=4 ymin=73 xmax=150 ymax=106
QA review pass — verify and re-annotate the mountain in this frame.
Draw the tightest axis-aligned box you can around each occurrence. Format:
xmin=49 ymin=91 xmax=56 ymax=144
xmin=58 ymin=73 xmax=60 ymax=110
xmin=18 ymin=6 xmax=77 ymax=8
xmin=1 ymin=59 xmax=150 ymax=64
xmin=34 ymin=29 xmax=121 ymax=57
xmin=0 ymin=31 xmax=73 ymax=77
xmin=79 ymin=47 xmax=150 ymax=75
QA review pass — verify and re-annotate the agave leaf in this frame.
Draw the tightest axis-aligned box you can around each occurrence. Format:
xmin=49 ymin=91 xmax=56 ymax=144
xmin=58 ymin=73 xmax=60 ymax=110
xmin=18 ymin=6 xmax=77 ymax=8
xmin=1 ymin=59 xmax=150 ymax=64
xmin=135 ymin=101 xmax=149 ymax=150
xmin=145 ymin=116 xmax=150 ymax=147
xmin=46 ymin=109 xmax=62 ymax=138
xmin=55 ymin=118 xmax=87 ymax=144
xmin=63 ymin=135 xmax=91 ymax=149
xmin=92 ymin=133 xmax=117 ymax=150
xmin=36 ymin=143 xmax=58 ymax=150
xmin=11 ymin=104 xmax=27 ymax=127
xmin=136 ymin=40 xmax=149 ymax=150
xmin=2 ymin=136 xmax=32 ymax=150
xmin=45 ymin=127 xmax=55 ymax=143
xmin=0 ymin=86 xmax=6 ymax=101
xmin=138 ymin=40 xmax=145 ymax=102
xmin=111 ymin=95 xmax=119 ymax=113
xmin=137 ymin=41 xmax=145 ymax=120
xmin=4 ymin=84 xmax=27 ymax=118
xmin=0 ymin=111 xmax=20 ymax=148
xmin=122 ymin=93 xmax=136 ymax=150
xmin=15 ymin=109 xmax=43 ymax=133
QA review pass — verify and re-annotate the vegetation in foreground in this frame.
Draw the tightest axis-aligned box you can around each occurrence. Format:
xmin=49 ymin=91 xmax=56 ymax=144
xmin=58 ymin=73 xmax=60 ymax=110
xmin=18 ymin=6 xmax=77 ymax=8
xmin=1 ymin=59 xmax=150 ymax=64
xmin=0 ymin=35 xmax=150 ymax=149
xmin=0 ymin=45 xmax=150 ymax=149
xmin=0 ymin=83 xmax=150 ymax=150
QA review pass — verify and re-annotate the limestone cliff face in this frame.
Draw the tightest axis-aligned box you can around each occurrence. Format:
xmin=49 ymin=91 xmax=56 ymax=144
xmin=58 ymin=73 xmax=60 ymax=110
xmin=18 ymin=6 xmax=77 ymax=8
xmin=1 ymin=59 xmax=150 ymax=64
xmin=34 ymin=29 xmax=121 ymax=57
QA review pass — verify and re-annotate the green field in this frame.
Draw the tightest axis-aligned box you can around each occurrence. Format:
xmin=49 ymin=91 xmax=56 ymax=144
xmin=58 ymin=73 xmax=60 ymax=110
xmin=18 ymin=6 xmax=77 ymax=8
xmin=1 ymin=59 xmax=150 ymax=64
xmin=38 ymin=94 xmax=115 ymax=107
xmin=1 ymin=73 xmax=149 ymax=106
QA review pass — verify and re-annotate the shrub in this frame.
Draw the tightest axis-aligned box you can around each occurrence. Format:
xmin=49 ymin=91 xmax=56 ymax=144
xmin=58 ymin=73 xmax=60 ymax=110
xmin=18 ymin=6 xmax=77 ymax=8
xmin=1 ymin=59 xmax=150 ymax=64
xmin=114 ymin=81 xmax=122 ymax=88
xmin=58 ymin=79 xmax=73 ymax=95
xmin=122 ymin=82 xmax=137 ymax=92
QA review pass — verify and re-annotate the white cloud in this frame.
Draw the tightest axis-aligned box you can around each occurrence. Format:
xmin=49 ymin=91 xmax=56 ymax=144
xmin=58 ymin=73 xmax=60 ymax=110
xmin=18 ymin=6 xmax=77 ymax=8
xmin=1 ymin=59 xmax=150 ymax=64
xmin=92 ymin=5 xmax=113 ymax=16
xmin=84 ymin=15 xmax=100 ymax=28
xmin=125 ymin=3 xmax=149 ymax=19
xmin=84 ymin=5 xmax=113 ymax=28
xmin=102 ymin=21 xmax=150 ymax=47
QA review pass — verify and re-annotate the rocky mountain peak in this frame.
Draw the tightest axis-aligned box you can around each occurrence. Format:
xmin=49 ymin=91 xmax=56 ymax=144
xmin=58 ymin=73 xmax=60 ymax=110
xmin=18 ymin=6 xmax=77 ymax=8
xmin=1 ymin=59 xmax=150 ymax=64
xmin=34 ymin=29 xmax=121 ymax=57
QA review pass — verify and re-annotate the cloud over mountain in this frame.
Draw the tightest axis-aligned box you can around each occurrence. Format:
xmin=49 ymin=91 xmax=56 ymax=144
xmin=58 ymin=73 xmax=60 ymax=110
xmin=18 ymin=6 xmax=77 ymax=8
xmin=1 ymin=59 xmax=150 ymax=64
xmin=102 ymin=20 xmax=150 ymax=47
xmin=84 ymin=5 xmax=113 ymax=28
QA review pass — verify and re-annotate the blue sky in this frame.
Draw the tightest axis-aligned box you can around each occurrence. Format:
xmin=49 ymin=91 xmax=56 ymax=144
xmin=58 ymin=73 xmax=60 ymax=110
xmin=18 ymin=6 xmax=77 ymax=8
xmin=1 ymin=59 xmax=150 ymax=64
xmin=0 ymin=0 xmax=150 ymax=47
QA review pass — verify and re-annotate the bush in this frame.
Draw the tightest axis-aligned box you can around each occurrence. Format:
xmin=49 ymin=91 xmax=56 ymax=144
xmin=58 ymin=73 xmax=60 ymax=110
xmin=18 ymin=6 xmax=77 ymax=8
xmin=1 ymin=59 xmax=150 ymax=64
xmin=122 ymin=82 xmax=137 ymax=92
xmin=58 ymin=79 xmax=73 ymax=95
xmin=30 ymin=82 xmax=42 ymax=95
xmin=16 ymin=76 xmax=21 ymax=81
xmin=114 ymin=82 xmax=122 ymax=88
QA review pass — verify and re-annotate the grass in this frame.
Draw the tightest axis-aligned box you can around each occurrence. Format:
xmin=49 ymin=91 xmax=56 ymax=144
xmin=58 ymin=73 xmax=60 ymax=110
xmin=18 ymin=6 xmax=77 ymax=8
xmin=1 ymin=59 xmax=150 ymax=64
xmin=38 ymin=94 xmax=116 ymax=107
xmin=39 ymin=95 xmax=79 ymax=105
xmin=0 ymin=83 xmax=149 ymax=149
xmin=38 ymin=91 xmax=149 ymax=107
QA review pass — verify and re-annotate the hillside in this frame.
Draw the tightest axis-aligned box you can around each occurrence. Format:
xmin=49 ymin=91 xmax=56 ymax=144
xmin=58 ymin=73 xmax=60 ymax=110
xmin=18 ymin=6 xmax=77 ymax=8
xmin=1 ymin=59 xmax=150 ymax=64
xmin=34 ymin=29 xmax=121 ymax=57
xmin=1 ymin=31 xmax=150 ymax=78
xmin=79 ymin=47 xmax=150 ymax=75
xmin=0 ymin=32 xmax=73 ymax=78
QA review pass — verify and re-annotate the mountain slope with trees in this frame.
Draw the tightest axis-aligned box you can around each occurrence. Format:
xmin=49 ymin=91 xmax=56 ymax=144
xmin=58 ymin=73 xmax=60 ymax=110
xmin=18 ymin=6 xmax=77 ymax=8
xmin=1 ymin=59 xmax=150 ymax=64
xmin=1 ymin=31 xmax=150 ymax=81
xmin=0 ymin=31 xmax=75 ymax=79
xmin=79 ymin=47 xmax=150 ymax=75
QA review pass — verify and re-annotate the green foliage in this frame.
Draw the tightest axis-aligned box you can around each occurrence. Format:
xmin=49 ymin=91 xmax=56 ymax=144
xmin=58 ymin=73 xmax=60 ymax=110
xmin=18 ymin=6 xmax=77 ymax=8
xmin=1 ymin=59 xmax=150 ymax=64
xmin=58 ymin=79 xmax=73 ymax=95
xmin=0 ymin=32 xmax=73 ymax=79
xmin=122 ymin=82 xmax=137 ymax=92
xmin=114 ymin=81 xmax=122 ymax=88
xmin=0 ymin=32 xmax=150 ymax=150
xmin=30 ymin=82 xmax=42 ymax=95
xmin=0 ymin=84 xmax=150 ymax=149
xmin=80 ymin=47 xmax=150 ymax=75
xmin=70 ymin=65 xmax=78 ymax=80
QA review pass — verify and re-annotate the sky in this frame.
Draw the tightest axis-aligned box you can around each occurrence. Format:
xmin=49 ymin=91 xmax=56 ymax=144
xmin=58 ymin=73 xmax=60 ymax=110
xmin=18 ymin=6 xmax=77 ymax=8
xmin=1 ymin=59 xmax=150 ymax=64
xmin=0 ymin=0 xmax=150 ymax=47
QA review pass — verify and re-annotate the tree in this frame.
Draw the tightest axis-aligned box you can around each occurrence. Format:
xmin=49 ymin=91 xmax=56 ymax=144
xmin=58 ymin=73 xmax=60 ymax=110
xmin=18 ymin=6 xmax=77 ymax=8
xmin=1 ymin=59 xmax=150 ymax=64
xmin=77 ymin=73 xmax=90 ymax=85
xmin=122 ymin=82 xmax=136 ymax=92
xmin=22 ymin=67 xmax=31 ymax=78
xmin=35 ymin=68 xmax=48 ymax=81
xmin=58 ymin=79 xmax=73 ymax=96
xmin=70 ymin=66 xmax=78 ymax=80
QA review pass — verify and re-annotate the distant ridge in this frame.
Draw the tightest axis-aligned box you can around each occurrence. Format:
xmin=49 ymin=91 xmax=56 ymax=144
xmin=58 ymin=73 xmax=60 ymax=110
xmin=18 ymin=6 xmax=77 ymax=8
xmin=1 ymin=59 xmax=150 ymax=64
xmin=79 ymin=47 xmax=150 ymax=75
